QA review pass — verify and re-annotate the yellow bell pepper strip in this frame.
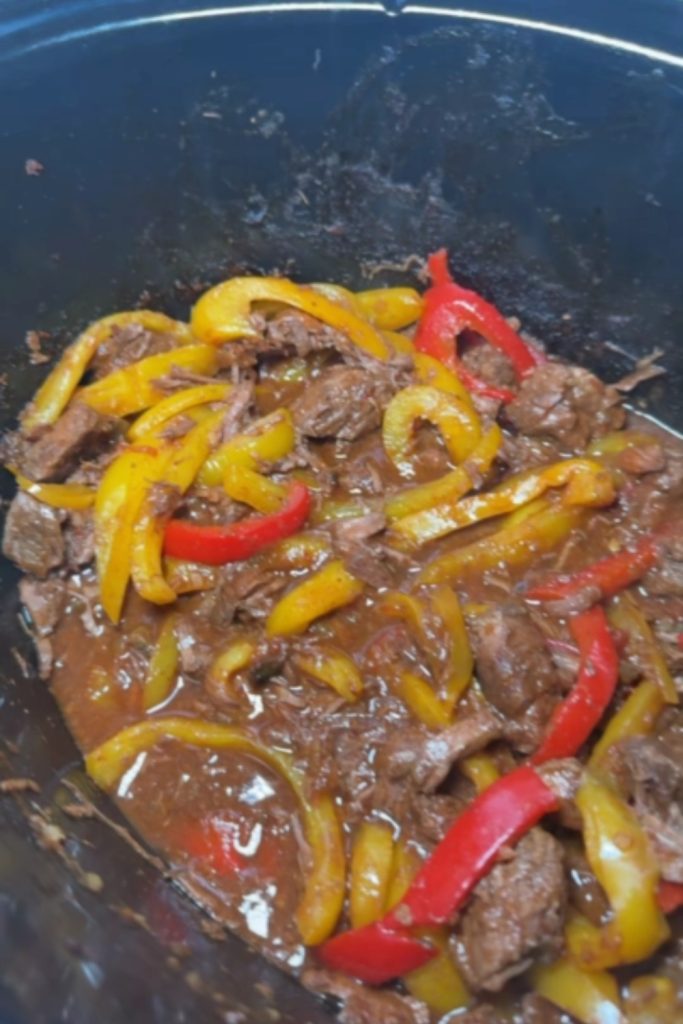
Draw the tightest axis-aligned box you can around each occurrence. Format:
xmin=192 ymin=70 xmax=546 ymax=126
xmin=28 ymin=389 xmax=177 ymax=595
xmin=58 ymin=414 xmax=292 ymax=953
xmin=128 ymin=382 xmax=233 ymax=441
xmin=13 ymin=471 xmax=94 ymax=510
xmin=461 ymin=753 xmax=500 ymax=793
xmin=396 ymin=670 xmax=452 ymax=729
xmin=94 ymin=444 xmax=164 ymax=623
xmin=262 ymin=533 xmax=331 ymax=572
xmin=163 ymin=557 xmax=219 ymax=594
xmin=142 ymin=614 xmax=179 ymax=710
xmin=384 ymin=841 xmax=471 ymax=1016
xmin=78 ymin=344 xmax=219 ymax=418
xmin=382 ymin=385 xmax=482 ymax=478
xmin=295 ymin=792 xmax=346 ymax=946
xmin=418 ymin=502 xmax=586 ymax=585
xmin=588 ymin=680 xmax=665 ymax=774
xmin=567 ymin=774 xmax=670 ymax=970
xmin=531 ymin=606 xmax=619 ymax=765
xmin=607 ymin=592 xmax=678 ymax=705
xmin=383 ymin=330 xmax=416 ymax=358
xmin=355 ymin=287 xmax=424 ymax=330
xmin=503 ymin=495 xmax=550 ymax=528
xmin=266 ymin=560 xmax=364 ymax=636
xmin=431 ymin=585 xmax=474 ymax=710
xmin=20 ymin=311 xmax=192 ymax=433
xmin=197 ymin=408 xmax=295 ymax=487
xmin=385 ymin=423 xmax=502 ymax=522
xmin=85 ymin=716 xmax=345 ymax=945
xmin=532 ymin=957 xmax=624 ymax=1024
xmin=413 ymin=352 xmax=476 ymax=410
xmin=206 ymin=641 xmax=255 ymax=697
xmin=130 ymin=411 xmax=225 ymax=604
xmin=349 ymin=822 xmax=395 ymax=928
xmin=625 ymin=975 xmax=682 ymax=1024
xmin=223 ymin=463 xmax=288 ymax=515
xmin=314 ymin=498 xmax=371 ymax=525
xmin=394 ymin=457 xmax=615 ymax=548
xmin=191 ymin=276 xmax=391 ymax=361
xmin=293 ymin=645 xmax=364 ymax=702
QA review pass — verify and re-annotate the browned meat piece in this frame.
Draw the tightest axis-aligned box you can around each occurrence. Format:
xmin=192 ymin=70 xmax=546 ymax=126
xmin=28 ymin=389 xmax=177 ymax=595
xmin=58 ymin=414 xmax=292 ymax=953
xmin=218 ymin=380 xmax=254 ymax=442
xmin=19 ymin=577 xmax=68 ymax=678
xmin=291 ymin=366 xmax=393 ymax=442
xmin=469 ymin=605 xmax=563 ymax=754
xmin=412 ymin=792 xmax=465 ymax=843
xmin=21 ymin=402 xmax=123 ymax=482
xmin=537 ymin=758 xmax=583 ymax=830
xmin=461 ymin=339 xmax=517 ymax=391
xmin=643 ymin=518 xmax=683 ymax=597
xmin=615 ymin=708 xmax=683 ymax=882
xmin=564 ymin=843 xmax=610 ymax=927
xmin=3 ymin=492 xmax=64 ymax=577
xmin=521 ymin=994 xmax=568 ymax=1024
xmin=264 ymin=309 xmax=353 ymax=359
xmin=91 ymin=324 xmax=178 ymax=378
xmin=376 ymin=707 xmax=503 ymax=793
xmin=505 ymin=362 xmax=624 ymax=451
xmin=327 ymin=509 xmax=394 ymax=588
xmin=452 ymin=829 xmax=566 ymax=992
xmin=451 ymin=1007 xmax=503 ymax=1024
xmin=617 ymin=439 xmax=667 ymax=475
xmin=336 ymin=453 xmax=385 ymax=496
xmin=63 ymin=510 xmax=95 ymax=568
xmin=301 ymin=967 xmax=429 ymax=1024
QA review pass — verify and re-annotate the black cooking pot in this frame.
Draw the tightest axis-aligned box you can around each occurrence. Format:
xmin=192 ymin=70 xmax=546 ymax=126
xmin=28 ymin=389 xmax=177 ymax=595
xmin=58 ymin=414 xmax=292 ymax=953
xmin=1 ymin=3 xmax=682 ymax=1022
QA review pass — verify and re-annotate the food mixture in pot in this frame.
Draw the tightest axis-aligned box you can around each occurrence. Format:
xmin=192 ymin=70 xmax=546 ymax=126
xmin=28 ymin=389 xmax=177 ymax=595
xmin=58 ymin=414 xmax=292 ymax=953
xmin=3 ymin=250 xmax=683 ymax=1023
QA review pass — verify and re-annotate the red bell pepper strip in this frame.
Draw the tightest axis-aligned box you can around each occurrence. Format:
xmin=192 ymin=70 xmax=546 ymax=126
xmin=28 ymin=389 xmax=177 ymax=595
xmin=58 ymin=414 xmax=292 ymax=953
xmin=318 ymin=921 xmax=436 ymax=983
xmin=658 ymin=880 xmax=683 ymax=915
xmin=414 ymin=249 xmax=544 ymax=402
xmin=163 ymin=481 xmax=311 ymax=565
xmin=318 ymin=765 xmax=558 ymax=985
xmin=526 ymin=534 xmax=659 ymax=605
xmin=532 ymin=606 xmax=619 ymax=765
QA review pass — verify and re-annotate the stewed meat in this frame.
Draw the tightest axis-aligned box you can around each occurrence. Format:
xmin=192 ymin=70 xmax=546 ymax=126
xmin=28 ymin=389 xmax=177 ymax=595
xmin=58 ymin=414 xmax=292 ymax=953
xmin=291 ymin=365 xmax=394 ymax=441
xmin=91 ymin=324 xmax=178 ymax=377
xmin=3 ymin=491 xmax=64 ymax=577
xmin=21 ymin=402 xmax=123 ymax=481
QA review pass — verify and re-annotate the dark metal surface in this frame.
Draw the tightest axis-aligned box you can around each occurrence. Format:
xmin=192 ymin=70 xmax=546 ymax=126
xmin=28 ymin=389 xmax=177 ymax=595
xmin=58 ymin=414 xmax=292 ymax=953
xmin=0 ymin=3 xmax=682 ymax=1022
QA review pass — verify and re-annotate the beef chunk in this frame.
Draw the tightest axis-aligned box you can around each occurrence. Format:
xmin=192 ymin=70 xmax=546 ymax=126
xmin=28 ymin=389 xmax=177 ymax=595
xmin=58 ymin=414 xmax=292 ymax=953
xmin=537 ymin=758 xmax=583 ymax=830
xmin=461 ymin=339 xmax=517 ymax=391
xmin=505 ymin=362 xmax=624 ymax=451
xmin=336 ymin=454 xmax=385 ymax=496
xmin=452 ymin=829 xmax=566 ymax=991
xmin=470 ymin=605 xmax=563 ymax=753
xmin=302 ymin=968 xmax=429 ymax=1024
xmin=21 ymin=402 xmax=122 ymax=482
xmin=521 ymin=994 xmax=568 ymax=1024
xmin=3 ymin=492 xmax=64 ymax=577
xmin=63 ymin=510 xmax=95 ymax=568
xmin=451 ymin=1008 xmax=502 ymax=1024
xmin=18 ymin=577 xmax=68 ymax=678
xmin=616 ymin=709 xmax=683 ymax=882
xmin=644 ymin=519 xmax=683 ymax=597
xmin=264 ymin=310 xmax=353 ymax=359
xmin=91 ymin=324 xmax=178 ymax=378
xmin=291 ymin=366 xmax=393 ymax=442
xmin=327 ymin=509 xmax=393 ymax=588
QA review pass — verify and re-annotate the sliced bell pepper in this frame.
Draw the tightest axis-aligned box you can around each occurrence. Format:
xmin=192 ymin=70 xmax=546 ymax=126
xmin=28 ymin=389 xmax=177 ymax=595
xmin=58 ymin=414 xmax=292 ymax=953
xmin=383 ymin=330 xmax=416 ymax=358
xmin=418 ymin=502 xmax=585 ymax=585
xmin=197 ymin=408 xmax=295 ymax=487
xmin=128 ymin=382 xmax=233 ymax=441
xmin=385 ymin=422 xmax=502 ymax=522
xmin=85 ymin=716 xmax=345 ymax=946
xmin=413 ymin=249 xmax=544 ymax=402
xmin=461 ymin=753 xmax=500 ymax=794
xmin=382 ymin=384 xmax=482 ymax=478
xmin=607 ymin=592 xmax=678 ymax=704
xmin=130 ymin=410 xmax=226 ymax=604
xmin=266 ymin=559 xmax=363 ymax=636
xmin=13 ymin=471 xmax=95 ymax=510
xmin=293 ymin=644 xmax=364 ymax=703
xmin=532 ymin=606 xmax=619 ymax=764
xmin=78 ymin=344 xmax=219 ymax=418
xmin=588 ymin=680 xmax=665 ymax=773
xmin=657 ymin=880 xmax=683 ymax=915
xmin=318 ymin=766 xmax=558 ymax=984
xmin=261 ymin=533 xmax=331 ymax=572
xmin=356 ymin=287 xmax=424 ymax=330
xmin=395 ymin=670 xmax=453 ymax=729
xmin=413 ymin=352 xmax=476 ymax=411
xmin=526 ymin=534 xmax=659 ymax=605
xmin=349 ymin=821 xmax=395 ymax=929
xmin=142 ymin=614 xmax=179 ymax=711
xmin=223 ymin=463 xmax=288 ymax=515
xmin=532 ymin=957 xmax=624 ymax=1024
xmin=191 ymin=276 xmax=391 ymax=361
xmin=625 ymin=975 xmax=682 ymax=1024
xmin=164 ymin=480 xmax=312 ymax=567
xmin=163 ymin=557 xmax=219 ymax=595
xmin=206 ymin=640 xmax=255 ymax=697
xmin=394 ymin=457 xmax=615 ymax=548
xmin=567 ymin=774 xmax=670 ymax=970
xmin=313 ymin=498 xmax=371 ymax=525
xmin=21 ymin=311 xmax=191 ymax=433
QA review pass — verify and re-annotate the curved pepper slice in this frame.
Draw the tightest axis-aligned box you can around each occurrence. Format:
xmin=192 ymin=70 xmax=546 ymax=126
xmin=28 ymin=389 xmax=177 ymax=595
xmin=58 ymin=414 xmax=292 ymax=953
xmin=293 ymin=644 xmax=364 ymax=703
xmin=262 ymin=533 xmax=331 ymax=572
xmin=532 ymin=607 xmax=619 ymax=764
xmin=418 ymin=502 xmax=585 ymax=585
xmin=21 ymin=311 xmax=191 ymax=433
xmin=318 ymin=766 xmax=559 ymax=984
xmin=461 ymin=754 xmax=500 ymax=794
xmin=526 ymin=534 xmax=659 ymax=606
xmin=355 ymin=287 xmax=424 ymax=330
xmin=191 ymin=276 xmax=391 ymax=361
xmin=413 ymin=352 xmax=476 ymax=410
xmin=266 ymin=559 xmax=364 ymax=636
xmin=223 ymin=463 xmax=287 ymax=515
xmin=85 ymin=716 xmax=345 ymax=946
xmin=607 ymin=592 xmax=678 ymax=704
xmin=142 ymin=614 xmax=179 ymax=710
xmin=394 ymin=457 xmax=614 ymax=548
xmin=567 ymin=774 xmax=669 ymax=970
xmin=588 ymin=680 xmax=665 ymax=774
xmin=128 ymin=382 xmax=233 ymax=441
xmin=164 ymin=481 xmax=312 ymax=567
xmin=197 ymin=409 xmax=295 ymax=487
xmin=532 ymin=957 xmax=624 ymax=1024
xmin=395 ymin=670 xmax=452 ymax=729
xmin=205 ymin=640 xmax=255 ymax=698
xmin=78 ymin=344 xmax=219 ymax=418
xmin=350 ymin=821 xmax=395 ymax=929
xmin=13 ymin=472 xmax=94 ymax=510
xmin=382 ymin=385 xmax=482 ymax=478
